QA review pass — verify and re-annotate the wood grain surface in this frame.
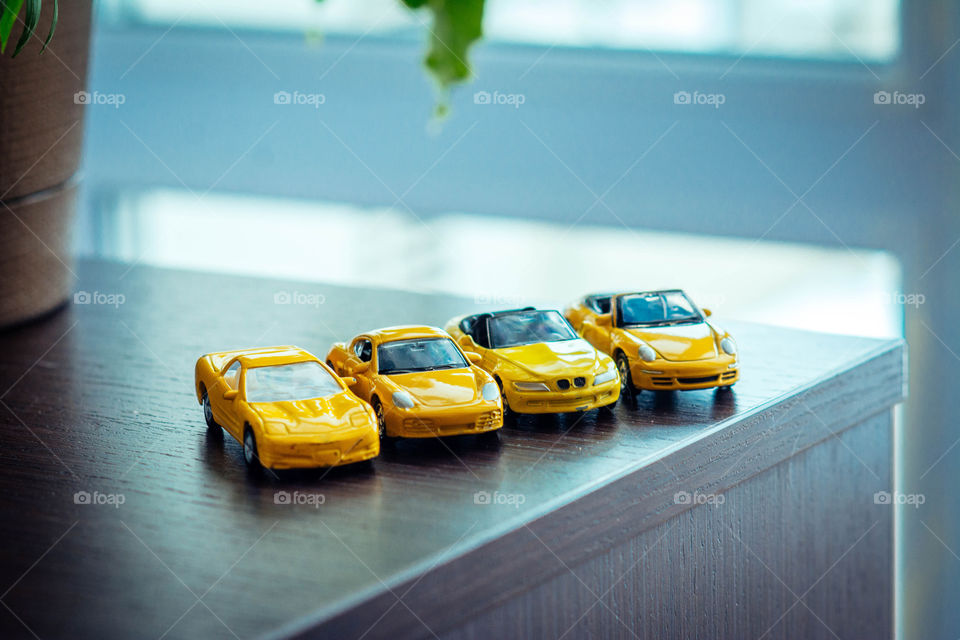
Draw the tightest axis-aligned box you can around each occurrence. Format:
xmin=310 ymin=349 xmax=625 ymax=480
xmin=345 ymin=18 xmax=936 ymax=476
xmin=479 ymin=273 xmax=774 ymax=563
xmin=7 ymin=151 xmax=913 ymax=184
xmin=0 ymin=260 xmax=904 ymax=639
xmin=440 ymin=412 xmax=893 ymax=640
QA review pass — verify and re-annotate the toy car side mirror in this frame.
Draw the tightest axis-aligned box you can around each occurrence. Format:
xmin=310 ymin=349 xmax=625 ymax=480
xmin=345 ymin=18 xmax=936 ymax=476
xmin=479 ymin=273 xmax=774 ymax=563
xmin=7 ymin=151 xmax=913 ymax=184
xmin=464 ymin=352 xmax=482 ymax=364
xmin=340 ymin=376 xmax=358 ymax=386
xmin=458 ymin=335 xmax=474 ymax=349
xmin=223 ymin=389 xmax=239 ymax=400
xmin=595 ymin=313 xmax=612 ymax=327
xmin=702 ymin=308 xmax=712 ymax=317
xmin=348 ymin=361 xmax=370 ymax=376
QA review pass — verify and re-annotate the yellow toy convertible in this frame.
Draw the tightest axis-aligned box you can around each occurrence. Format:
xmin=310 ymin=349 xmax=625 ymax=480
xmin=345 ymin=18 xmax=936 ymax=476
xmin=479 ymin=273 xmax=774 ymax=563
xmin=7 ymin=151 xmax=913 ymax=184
xmin=325 ymin=326 xmax=503 ymax=440
xmin=564 ymin=290 xmax=739 ymax=395
xmin=194 ymin=346 xmax=379 ymax=471
xmin=444 ymin=308 xmax=620 ymax=414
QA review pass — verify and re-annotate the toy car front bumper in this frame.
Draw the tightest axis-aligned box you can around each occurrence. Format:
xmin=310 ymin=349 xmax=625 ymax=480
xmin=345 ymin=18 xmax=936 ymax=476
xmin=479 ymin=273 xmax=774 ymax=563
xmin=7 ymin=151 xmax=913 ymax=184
xmin=629 ymin=358 xmax=738 ymax=391
xmin=257 ymin=428 xmax=380 ymax=469
xmin=505 ymin=379 xmax=620 ymax=414
xmin=386 ymin=402 xmax=503 ymax=438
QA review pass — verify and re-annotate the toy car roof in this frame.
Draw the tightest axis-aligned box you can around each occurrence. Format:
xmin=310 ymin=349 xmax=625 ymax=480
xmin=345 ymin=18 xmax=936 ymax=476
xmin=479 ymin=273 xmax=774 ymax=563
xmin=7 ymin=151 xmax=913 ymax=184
xmin=362 ymin=325 xmax=451 ymax=342
xmin=205 ymin=346 xmax=317 ymax=371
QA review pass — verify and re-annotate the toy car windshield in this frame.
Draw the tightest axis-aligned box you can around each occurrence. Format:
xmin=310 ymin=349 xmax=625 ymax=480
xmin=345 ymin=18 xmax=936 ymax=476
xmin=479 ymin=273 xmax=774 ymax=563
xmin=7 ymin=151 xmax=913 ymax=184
xmin=618 ymin=291 xmax=702 ymax=327
xmin=377 ymin=338 xmax=468 ymax=375
xmin=488 ymin=310 xmax=578 ymax=348
xmin=245 ymin=361 xmax=342 ymax=403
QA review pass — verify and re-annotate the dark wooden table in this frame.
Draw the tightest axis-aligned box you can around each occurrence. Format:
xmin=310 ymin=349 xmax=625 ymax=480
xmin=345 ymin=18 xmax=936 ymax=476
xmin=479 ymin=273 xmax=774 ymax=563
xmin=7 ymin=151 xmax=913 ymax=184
xmin=0 ymin=260 xmax=905 ymax=640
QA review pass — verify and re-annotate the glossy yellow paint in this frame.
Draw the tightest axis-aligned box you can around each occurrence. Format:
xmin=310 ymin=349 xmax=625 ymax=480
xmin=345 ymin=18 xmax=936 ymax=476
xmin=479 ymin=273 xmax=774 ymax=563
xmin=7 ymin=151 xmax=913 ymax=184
xmin=325 ymin=326 xmax=503 ymax=439
xmin=444 ymin=312 xmax=620 ymax=414
xmin=564 ymin=292 xmax=739 ymax=392
xmin=194 ymin=346 xmax=379 ymax=470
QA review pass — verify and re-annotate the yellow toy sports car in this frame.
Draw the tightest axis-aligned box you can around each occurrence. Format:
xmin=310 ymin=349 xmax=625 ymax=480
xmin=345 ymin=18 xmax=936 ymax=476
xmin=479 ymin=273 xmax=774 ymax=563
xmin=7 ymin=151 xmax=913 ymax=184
xmin=194 ymin=346 xmax=379 ymax=471
xmin=564 ymin=290 xmax=739 ymax=395
xmin=444 ymin=308 xmax=620 ymax=414
xmin=325 ymin=326 xmax=503 ymax=440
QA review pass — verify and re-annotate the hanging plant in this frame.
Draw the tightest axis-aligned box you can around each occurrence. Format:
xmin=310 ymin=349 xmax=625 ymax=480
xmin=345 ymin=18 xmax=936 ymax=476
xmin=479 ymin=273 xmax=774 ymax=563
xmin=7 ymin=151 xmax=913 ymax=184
xmin=321 ymin=0 xmax=486 ymax=114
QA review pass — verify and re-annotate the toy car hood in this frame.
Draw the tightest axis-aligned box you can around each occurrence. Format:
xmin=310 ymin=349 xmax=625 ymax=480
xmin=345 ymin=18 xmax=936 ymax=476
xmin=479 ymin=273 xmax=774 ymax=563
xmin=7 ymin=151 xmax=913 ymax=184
xmin=624 ymin=322 xmax=718 ymax=361
xmin=387 ymin=369 xmax=483 ymax=407
xmin=495 ymin=338 xmax=607 ymax=377
xmin=249 ymin=394 xmax=371 ymax=434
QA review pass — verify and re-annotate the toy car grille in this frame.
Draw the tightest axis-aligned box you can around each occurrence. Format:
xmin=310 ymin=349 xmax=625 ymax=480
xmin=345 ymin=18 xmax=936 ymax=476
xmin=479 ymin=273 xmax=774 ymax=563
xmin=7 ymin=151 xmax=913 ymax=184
xmin=678 ymin=375 xmax=720 ymax=385
xmin=573 ymin=377 xmax=586 ymax=387
xmin=556 ymin=379 xmax=570 ymax=390
xmin=476 ymin=411 xmax=501 ymax=428
xmin=403 ymin=418 xmax=434 ymax=430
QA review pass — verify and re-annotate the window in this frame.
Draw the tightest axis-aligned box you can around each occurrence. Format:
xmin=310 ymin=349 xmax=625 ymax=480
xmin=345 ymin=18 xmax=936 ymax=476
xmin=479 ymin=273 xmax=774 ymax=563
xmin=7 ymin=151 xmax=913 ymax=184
xmin=102 ymin=0 xmax=901 ymax=62
xmin=586 ymin=295 xmax=613 ymax=315
xmin=617 ymin=291 xmax=702 ymax=327
xmin=460 ymin=316 xmax=492 ymax=349
xmin=353 ymin=339 xmax=373 ymax=362
xmin=223 ymin=361 xmax=242 ymax=389
xmin=376 ymin=338 xmax=468 ymax=375
xmin=244 ymin=362 xmax=342 ymax=403
xmin=488 ymin=310 xmax=578 ymax=349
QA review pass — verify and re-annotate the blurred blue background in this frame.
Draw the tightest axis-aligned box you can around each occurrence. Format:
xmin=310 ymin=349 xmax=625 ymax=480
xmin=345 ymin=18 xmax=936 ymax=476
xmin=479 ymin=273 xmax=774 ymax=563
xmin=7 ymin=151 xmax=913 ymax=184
xmin=76 ymin=1 xmax=959 ymax=637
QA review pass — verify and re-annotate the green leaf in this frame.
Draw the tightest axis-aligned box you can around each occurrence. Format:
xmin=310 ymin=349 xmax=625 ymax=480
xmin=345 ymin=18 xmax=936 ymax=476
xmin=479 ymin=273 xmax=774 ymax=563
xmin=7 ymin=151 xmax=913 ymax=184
xmin=12 ymin=0 xmax=40 ymax=57
xmin=421 ymin=0 xmax=484 ymax=89
xmin=41 ymin=0 xmax=56 ymax=53
xmin=314 ymin=0 xmax=486 ymax=105
xmin=0 ymin=0 xmax=25 ymax=54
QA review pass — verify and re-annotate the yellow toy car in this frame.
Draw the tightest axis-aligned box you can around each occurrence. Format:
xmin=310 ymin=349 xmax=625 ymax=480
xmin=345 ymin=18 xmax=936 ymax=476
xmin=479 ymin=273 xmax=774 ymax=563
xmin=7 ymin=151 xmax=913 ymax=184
xmin=325 ymin=326 xmax=503 ymax=440
xmin=194 ymin=346 xmax=379 ymax=471
xmin=444 ymin=308 xmax=620 ymax=414
xmin=564 ymin=290 xmax=739 ymax=395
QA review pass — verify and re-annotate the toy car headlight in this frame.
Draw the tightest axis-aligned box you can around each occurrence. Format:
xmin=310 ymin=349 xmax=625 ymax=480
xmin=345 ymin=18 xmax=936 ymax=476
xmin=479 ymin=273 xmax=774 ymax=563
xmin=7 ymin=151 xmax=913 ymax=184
xmin=392 ymin=391 xmax=415 ymax=409
xmin=594 ymin=368 xmax=617 ymax=386
xmin=350 ymin=411 xmax=372 ymax=427
xmin=638 ymin=345 xmax=657 ymax=362
xmin=481 ymin=382 xmax=500 ymax=401
xmin=720 ymin=337 xmax=736 ymax=355
xmin=514 ymin=381 xmax=550 ymax=392
xmin=263 ymin=421 xmax=287 ymax=435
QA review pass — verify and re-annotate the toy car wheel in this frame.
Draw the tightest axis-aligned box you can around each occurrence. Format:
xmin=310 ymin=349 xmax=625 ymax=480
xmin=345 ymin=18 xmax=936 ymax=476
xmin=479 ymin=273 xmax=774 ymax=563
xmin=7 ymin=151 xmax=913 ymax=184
xmin=371 ymin=398 xmax=395 ymax=445
xmin=494 ymin=377 xmax=514 ymax=419
xmin=616 ymin=354 xmax=635 ymax=399
xmin=202 ymin=391 xmax=219 ymax=431
xmin=243 ymin=427 xmax=263 ymax=472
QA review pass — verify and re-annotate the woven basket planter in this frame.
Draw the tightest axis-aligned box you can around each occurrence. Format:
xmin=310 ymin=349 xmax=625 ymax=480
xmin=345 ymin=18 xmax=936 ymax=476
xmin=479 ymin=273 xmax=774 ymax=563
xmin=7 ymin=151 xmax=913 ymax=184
xmin=0 ymin=0 xmax=92 ymax=328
